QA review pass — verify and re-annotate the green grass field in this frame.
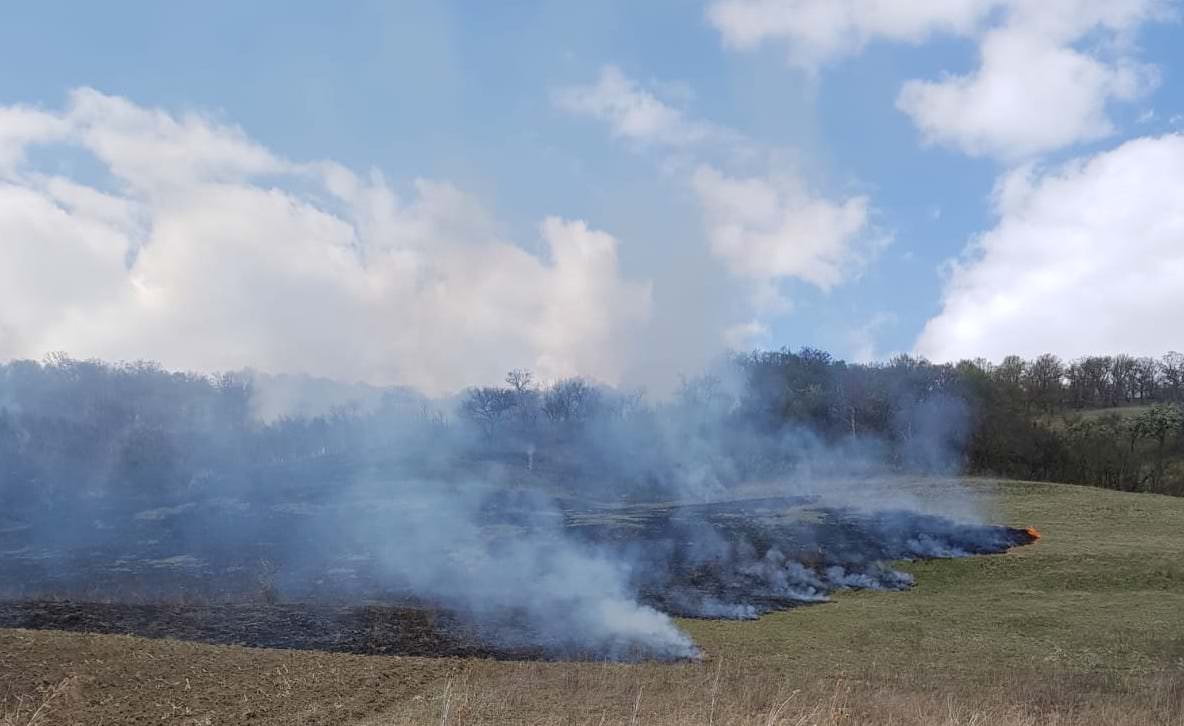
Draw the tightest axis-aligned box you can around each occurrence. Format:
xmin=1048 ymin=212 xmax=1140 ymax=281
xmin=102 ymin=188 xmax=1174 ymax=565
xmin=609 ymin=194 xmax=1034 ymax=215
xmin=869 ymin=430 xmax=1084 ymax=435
xmin=1040 ymin=402 xmax=1157 ymax=429
xmin=4 ymin=478 xmax=1184 ymax=725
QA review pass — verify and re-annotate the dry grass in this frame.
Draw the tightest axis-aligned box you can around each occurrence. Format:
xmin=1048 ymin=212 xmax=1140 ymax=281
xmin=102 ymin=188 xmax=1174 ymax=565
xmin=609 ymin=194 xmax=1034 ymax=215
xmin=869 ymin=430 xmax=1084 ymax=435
xmin=0 ymin=628 xmax=459 ymax=725
xmin=368 ymin=662 xmax=1184 ymax=725
xmin=0 ymin=678 xmax=80 ymax=726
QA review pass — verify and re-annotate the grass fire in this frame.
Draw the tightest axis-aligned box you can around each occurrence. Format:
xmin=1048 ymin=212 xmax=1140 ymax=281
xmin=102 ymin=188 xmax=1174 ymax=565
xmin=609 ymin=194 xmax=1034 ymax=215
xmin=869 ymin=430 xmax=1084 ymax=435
xmin=0 ymin=358 xmax=1042 ymax=664
xmin=4 ymin=350 xmax=1179 ymax=726
xmin=4 ymin=6 xmax=1184 ymax=720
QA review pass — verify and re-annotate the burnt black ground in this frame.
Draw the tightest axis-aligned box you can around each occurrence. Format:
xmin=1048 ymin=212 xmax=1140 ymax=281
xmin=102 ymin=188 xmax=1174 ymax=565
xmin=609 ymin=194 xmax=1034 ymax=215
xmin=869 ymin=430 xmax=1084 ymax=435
xmin=0 ymin=493 xmax=1037 ymax=659
xmin=0 ymin=600 xmax=543 ymax=659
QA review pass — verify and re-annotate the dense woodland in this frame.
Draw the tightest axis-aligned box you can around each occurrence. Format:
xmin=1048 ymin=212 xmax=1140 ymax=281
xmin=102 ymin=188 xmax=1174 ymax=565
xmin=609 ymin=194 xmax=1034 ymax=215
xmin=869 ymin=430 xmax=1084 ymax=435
xmin=1 ymin=350 xmax=1183 ymax=514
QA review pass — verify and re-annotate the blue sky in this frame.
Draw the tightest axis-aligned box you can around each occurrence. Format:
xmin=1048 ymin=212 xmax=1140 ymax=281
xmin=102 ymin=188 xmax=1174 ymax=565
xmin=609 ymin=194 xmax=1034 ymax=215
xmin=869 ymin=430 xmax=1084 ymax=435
xmin=1 ymin=1 xmax=1182 ymax=391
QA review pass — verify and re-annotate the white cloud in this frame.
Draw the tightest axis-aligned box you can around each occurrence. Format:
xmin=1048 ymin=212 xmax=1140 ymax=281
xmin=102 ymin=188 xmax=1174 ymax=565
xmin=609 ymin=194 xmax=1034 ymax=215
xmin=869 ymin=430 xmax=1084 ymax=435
xmin=557 ymin=66 xmax=877 ymax=322
xmin=708 ymin=0 xmax=1175 ymax=159
xmin=0 ymin=106 xmax=70 ymax=173
xmin=915 ymin=134 xmax=1184 ymax=362
xmin=896 ymin=6 xmax=1162 ymax=159
xmin=724 ymin=320 xmax=771 ymax=350
xmin=552 ymin=65 xmax=720 ymax=148
xmin=706 ymin=0 xmax=998 ymax=68
xmin=66 ymin=88 xmax=288 ymax=190
xmin=0 ymin=91 xmax=654 ymax=393
xmin=691 ymin=165 xmax=871 ymax=304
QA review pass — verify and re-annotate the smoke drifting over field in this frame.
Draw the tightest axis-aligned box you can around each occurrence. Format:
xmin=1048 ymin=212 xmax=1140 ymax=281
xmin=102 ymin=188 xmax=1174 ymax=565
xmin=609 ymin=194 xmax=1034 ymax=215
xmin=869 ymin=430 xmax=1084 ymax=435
xmin=0 ymin=357 xmax=1034 ymax=660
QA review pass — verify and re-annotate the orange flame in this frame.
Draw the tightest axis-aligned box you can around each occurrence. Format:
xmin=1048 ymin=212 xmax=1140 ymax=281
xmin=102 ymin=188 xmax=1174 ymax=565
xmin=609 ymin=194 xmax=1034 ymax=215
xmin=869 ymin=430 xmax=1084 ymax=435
xmin=1024 ymin=527 xmax=1041 ymax=540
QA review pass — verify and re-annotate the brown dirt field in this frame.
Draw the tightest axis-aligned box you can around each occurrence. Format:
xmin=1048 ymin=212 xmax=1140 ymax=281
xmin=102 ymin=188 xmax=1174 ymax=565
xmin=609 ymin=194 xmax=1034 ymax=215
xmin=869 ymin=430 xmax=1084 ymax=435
xmin=0 ymin=628 xmax=458 ymax=726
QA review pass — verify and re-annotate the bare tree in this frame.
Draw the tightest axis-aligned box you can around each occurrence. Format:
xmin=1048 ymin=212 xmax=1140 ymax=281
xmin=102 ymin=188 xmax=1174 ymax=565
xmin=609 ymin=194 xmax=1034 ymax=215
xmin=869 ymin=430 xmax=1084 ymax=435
xmin=1071 ymin=356 xmax=1113 ymax=408
xmin=994 ymin=355 xmax=1026 ymax=388
xmin=1162 ymin=352 xmax=1184 ymax=403
xmin=1111 ymin=355 xmax=1138 ymax=405
xmin=505 ymin=369 xmax=535 ymax=393
xmin=542 ymin=378 xmax=601 ymax=424
xmin=1134 ymin=357 xmax=1162 ymax=402
xmin=460 ymin=386 xmax=518 ymax=436
xmin=504 ymin=370 xmax=541 ymax=430
xmin=1024 ymin=354 xmax=1065 ymax=413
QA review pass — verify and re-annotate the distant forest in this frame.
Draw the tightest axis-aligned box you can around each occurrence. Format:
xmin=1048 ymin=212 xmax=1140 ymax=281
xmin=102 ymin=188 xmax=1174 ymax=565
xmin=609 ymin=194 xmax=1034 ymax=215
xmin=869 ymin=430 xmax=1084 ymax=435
xmin=1 ymin=350 xmax=1183 ymax=513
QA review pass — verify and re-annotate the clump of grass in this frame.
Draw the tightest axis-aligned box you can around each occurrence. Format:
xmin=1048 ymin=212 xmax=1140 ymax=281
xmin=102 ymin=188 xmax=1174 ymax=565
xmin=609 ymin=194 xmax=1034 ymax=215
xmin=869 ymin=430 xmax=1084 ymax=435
xmin=1 ymin=677 xmax=79 ymax=726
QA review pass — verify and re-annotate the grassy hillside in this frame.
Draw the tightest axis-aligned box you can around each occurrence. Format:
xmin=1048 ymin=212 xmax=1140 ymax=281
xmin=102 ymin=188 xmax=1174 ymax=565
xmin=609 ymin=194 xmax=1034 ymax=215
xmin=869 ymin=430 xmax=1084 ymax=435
xmin=1039 ymin=403 xmax=1156 ymax=428
xmin=4 ymin=479 xmax=1184 ymax=725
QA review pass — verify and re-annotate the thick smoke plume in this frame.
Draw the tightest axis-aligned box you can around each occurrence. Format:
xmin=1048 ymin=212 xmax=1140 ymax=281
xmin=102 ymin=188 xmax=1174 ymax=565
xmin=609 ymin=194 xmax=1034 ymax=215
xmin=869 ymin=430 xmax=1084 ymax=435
xmin=0 ymin=355 xmax=1031 ymax=660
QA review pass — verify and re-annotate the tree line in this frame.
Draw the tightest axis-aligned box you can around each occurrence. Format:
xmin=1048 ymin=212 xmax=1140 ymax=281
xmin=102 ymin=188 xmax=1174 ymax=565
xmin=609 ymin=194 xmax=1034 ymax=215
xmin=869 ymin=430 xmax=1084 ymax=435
xmin=456 ymin=350 xmax=1184 ymax=495
xmin=1 ymin=350 xmax=1182 ymax=515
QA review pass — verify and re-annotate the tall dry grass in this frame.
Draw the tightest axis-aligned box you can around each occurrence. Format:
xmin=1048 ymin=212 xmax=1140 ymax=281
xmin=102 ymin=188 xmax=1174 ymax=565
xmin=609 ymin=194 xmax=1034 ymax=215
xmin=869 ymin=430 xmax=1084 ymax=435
xmin=4 ymin=654 xmax=1182 ymax=725
xmin=369 ymin=660 xmax=1184 ymax=726
xmin=0 ymin=678 xmax=79 ymax=726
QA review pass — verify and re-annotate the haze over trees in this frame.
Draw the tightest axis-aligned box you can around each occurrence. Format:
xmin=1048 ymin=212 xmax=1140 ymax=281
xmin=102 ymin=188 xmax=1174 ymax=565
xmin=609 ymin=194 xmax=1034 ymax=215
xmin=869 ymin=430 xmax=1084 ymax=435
xmin=1 ymin=350 xmax=1183 ymax=517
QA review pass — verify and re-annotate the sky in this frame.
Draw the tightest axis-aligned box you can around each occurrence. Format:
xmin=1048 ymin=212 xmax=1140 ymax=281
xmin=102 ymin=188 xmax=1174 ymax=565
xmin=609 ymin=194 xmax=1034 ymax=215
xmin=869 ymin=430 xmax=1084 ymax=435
xmin=1 ymin=0 xmax=1182 ymax=393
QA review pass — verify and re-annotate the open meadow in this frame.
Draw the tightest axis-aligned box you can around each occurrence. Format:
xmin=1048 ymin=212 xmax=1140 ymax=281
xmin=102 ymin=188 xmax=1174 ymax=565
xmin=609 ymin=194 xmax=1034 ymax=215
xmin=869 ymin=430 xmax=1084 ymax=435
xmin=3 ymin=478 xmax=1183 ymax=725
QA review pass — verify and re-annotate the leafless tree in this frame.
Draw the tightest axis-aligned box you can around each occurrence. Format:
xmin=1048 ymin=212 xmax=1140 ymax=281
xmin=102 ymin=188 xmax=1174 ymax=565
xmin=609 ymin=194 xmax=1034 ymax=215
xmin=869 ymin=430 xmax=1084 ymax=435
xmin=1024 ymin=353 xmax=1064 ymax=413
xmin=1134 ymin=357 xmax=1162 ymax=402
xmin=1112 ymin=355 xmax=1139 ymax=404
xmin=542 ymin=378 xmax=601 ymax=424
xmin=1162 ymin=352 xmax=1184 ymax=402
xmin=461 ymin=386 xmax=518 ymax=436
xmin=505 ymin=369 xmax=535 ymax=393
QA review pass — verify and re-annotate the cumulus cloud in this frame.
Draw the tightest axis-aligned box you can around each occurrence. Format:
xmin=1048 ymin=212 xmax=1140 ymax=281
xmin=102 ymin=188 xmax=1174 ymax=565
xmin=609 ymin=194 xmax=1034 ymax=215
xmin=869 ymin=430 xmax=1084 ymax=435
xmin=692 ymin=166 xmax=871 ymax=309
xmin=708 ymin=0 xmax=1175 ymax=159
xmin=915 ymin=134 xmax=1184 ymax=362
xmin=557 ymin=66 xmax=876 ymax=321
xmin=897 ymin=2 xmax=1166 ymax=159
xmin=0 ymin=107 xmax=70 ymax=172
xmin=0 ymin=90 xmax=654 ymax=393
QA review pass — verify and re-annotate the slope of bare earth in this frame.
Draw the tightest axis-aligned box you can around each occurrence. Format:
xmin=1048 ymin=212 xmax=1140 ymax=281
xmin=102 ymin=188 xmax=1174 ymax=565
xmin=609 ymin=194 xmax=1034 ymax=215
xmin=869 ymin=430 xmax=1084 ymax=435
xmin=4 ymin=478 xmax=1184 ymax=725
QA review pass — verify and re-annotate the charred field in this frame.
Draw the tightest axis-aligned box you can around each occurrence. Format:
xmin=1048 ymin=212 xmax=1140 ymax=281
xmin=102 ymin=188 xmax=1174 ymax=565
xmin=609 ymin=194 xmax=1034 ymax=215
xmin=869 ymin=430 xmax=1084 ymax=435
xmin=3 ymin=478 xmax=1184 ymax=725
xmin=0 ymin=484 xmax=1037 ymax=662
